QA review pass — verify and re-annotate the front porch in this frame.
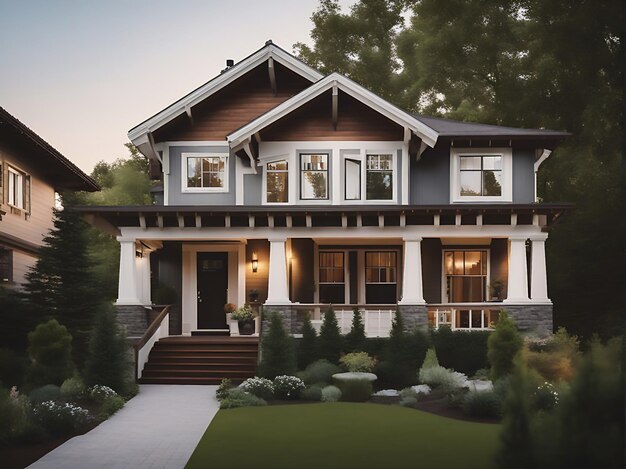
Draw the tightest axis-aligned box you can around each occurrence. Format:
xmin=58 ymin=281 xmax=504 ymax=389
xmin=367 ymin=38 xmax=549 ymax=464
xmin=99 ymin=205 xmax=563 ymax=340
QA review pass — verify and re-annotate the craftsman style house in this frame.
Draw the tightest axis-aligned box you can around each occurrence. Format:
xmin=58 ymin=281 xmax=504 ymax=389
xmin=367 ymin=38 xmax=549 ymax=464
xmin=0 ymin=107 xmax=98 ymax=287
xmin=81 ymin=42 xmax=570 ymax=381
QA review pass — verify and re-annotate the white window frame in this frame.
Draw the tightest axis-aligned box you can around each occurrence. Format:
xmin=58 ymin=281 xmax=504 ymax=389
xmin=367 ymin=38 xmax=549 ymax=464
xmin=441 ymin=248 xmax=491 ymax=304
xmin=8 ymin=166 xmax=24 ymax=209
xmin=364 ymin=152 xmax=397 ymax=203
xmin=263 ymin=158 xmax=291 ymax=205
xmin=450 ymin=148 xmax=512 ymax=203
xmin=181 ymin=152 xmax=229 ymax=193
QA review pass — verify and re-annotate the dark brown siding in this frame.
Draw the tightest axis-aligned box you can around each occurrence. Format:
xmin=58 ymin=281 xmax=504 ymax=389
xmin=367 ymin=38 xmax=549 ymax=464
xmin=154 ymin=62 xmax=312 ymax=142
xmin=490 ymin=238 xmax=509 ymax=300
xmin=261 ymin=90 xmax=404 ymax=141
xmin=291 ymin=238 xmax=314 ymax=303
xmin=422 ymin=238 xmax=442 ymax=303
xmin=246 ymin=240 xmax=270 ymax=303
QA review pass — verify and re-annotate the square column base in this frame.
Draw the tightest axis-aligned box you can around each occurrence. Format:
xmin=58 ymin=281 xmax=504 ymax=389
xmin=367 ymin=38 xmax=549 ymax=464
xmin=397 ymin=305 xmax=429 ymax=332
xmin=503 ymin=304 xmax=553 ymax=337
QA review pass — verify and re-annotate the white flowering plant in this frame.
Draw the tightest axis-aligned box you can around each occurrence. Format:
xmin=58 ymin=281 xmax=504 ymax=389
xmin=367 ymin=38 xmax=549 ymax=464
xmin=272 ymin=375 xmax=305 ymax=400
xmin=89 ymin=385 xmax=118 ymax=403
xmin=240 ymin=377 xmax=274 ymax=400
xmin=34 ymin=401 xmax=91 ymax=435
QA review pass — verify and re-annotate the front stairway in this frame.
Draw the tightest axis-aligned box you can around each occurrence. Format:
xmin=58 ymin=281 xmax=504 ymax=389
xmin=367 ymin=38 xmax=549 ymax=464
xmin=138 ymin=336 xmax=259 ymax=385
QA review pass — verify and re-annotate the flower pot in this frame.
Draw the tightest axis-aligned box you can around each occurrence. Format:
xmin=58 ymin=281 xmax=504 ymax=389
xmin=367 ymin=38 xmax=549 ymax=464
xmin=238 ymin=319 xmax=255 ymax=335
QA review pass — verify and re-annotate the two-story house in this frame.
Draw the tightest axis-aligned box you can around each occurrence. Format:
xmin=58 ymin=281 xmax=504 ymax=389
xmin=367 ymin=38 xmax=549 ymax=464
xmin=80 ymin=42 xmax=570 ymax=382
xmin=0 ymin=106 xmax=99 ymax=287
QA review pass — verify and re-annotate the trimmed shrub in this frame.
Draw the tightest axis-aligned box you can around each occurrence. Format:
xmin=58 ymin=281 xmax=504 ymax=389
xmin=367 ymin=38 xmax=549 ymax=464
xmin=463 ymin=391 xmax=502 ymax=418
xmin=301 ymin=384 xmax=323 ymax=401
xmin=216 ymin=378 xmax=233 ymax=401
xmin=298 ymin=359 xmax=341 ymax=385
xmin=84 ymin=305 xmax=132 ymax=395
xmin=317 ymin=307 xmax=343 ymax=364
xmin=0 ymin=389 xmax=31 ymax=444
xmin=487 ymin=311 xmax=523 ymax=380
xmin=532 ymin=382 xmax=559 ymax=411
xmin=399 ymin=396 xmax=417 ymax=407
xmin=431 ymin=326 xmax=489 ymax=375
xmin=345 ymin=308 xmax=366 ymax=352
xmin=89 ymin=385 xmax=118 ymax=403
xmin=239 ymin=377 xmax=274 ymax=400
xmin=421 ymin=348 xmax=439 ymax=368
xmin=339 ymin=379 xmax=372 ymax=402
xmin=34 ymin=401 xmax=91 ymax=436
xmin=219 ymin=389 xmax=267 ymax=409
xmin=418 ymin=366 xmax=468 ymax=391
xmin=272 ymin=375 xmax=305 ymax=400
xmin=297 ymin=314 xmax=317 ymax=369
xmin=258 ymin=313 xmax=296 ymax=379
xmin=96 ymin=394 xmax=125 ymax=420
xmin=0 ymin=348 xmax=27 ymax=388
xmin=525 ymin=329 xmax=581 ymax=382
xmin=399 ymin=387 xmax=418 ymax=399
xmin=26 ymin=320 xmax=74 ymax=387
xmin=30 ymin=384 xmax=61 ymax=404
xmin=321 ymin=385 xmax=341 ymax=402
xmin=60 ymin=376 xmax=86 ymax=400
xmin=340 ymin=352 xmax=375 ymax=372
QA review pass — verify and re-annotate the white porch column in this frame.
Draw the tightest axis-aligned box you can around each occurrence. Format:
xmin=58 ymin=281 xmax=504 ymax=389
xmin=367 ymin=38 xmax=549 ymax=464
xmin=116 ymin=237 xmax=141 ymax=305
xmin=266 ymin=236 xmax=291 ymax=305
xmin=398 ymin=236 xmax=425 ymax=305
xmin=504 ymin=236 xmax=530 ymax=303
xmin=530 ymin=235 xmax=551 ymax=303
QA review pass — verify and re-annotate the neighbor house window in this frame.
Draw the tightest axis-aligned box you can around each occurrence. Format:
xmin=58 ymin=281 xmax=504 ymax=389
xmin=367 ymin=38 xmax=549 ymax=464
xmin=366 ymin=154 xmax=393 ymax=200
xmin=459 ymin=155 xmax=502 ymax=196
xmin=344 ymin=159 xmax=361 ymax=200
xmin=267 ymin=160 xmax=288 ymax=203
xmin=365 ymin=251 xmax=397 ymax=303
xmin=184 ymin=154 xmax=228 ymax=191
xmin=8 ymin=167 xmax=24 ymax=209
xmin=319 ymin=252 xmax=345 ymax=303
xmin=300 ymin=153 xmax=328 ymax=200
xmin=0 ymin=248 xmax=12 ymax=283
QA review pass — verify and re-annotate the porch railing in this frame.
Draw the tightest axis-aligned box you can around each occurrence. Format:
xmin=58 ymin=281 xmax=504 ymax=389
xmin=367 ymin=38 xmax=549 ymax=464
xmin=427 ymin=303 xmax=502 ymax=331
xmin=134 ymin=305 xmax=171 ymax=380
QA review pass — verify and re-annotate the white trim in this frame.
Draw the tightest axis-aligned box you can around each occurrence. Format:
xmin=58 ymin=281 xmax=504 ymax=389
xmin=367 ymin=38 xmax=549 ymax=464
xmin=450 ymin=148 xmax=513 ymax=203
xmin=262 ymin=156 xmax=291 ymax=205
xmin=441 ymin=248 xmax=490 ymax=304
xmin=534 ymin=149 xmax=551 ymax=202
xmin=228 ymin=73 xmax=439 ymax=149
xmin=128 ymin=43 xmax=322 ymax=143
xmin=181 ymin=152 xmax=229 ymax=193
xmin=7 ymin=166 xmax=24 ymax=209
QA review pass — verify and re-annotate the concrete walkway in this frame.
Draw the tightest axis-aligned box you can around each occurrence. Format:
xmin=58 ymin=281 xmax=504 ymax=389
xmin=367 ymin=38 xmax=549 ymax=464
xmin=29 ymin=385 xmax=219 ymax=469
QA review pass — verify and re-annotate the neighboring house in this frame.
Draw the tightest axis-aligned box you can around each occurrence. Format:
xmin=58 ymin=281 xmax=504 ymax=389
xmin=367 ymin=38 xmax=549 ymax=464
xmin=0 ymin=106 xmax=99 ymax=287
xmin=81 ymin=41 xmax=571 ymax=348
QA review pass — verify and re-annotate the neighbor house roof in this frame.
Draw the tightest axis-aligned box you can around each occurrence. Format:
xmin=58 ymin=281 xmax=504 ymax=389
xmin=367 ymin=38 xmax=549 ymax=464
xmin=0 ymin=107 xmax=99 ymax=191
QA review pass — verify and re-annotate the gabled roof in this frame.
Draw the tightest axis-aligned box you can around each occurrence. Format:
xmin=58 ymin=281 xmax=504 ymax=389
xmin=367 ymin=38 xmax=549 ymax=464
xmin=128 ymin=41 xmax=323 ymax=142
xmin=0 ymin=107 xmax=99 ymax=191
xmin=228 ymin=73 xmax=440 ymax=148
xmin=413 ymin=114 xmax=571 ymax=140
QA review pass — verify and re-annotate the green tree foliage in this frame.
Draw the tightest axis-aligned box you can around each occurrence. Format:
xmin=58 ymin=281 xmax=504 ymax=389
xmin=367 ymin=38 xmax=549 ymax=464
xmin=0 ymin=287 xmax=39 ymax=354
xmin=345 ymin=308 xmax=366 ymax=352
xmin=84 ymin=305 xmax=132 ymax=395
xmin=297 ymin=314 xmax=318 ymax=369
xmin=258 ymin=313 xmax=296 ymax=379
xmin=317 ymin=307 xmax=343 ymax=363
xmin=297 ymin=0 xmax=624 ymax=338
xmin=24 ymin=207 xmax=102 ymax=369
xmin=488 ymin=312 xmax=523 ymax=380
xmin=26 ymin=319 xmax=74 ymax=387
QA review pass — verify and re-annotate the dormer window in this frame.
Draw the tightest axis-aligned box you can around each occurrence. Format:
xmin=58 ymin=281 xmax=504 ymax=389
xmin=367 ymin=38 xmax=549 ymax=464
xmin=450 ymin=148 xmax=512 ymax=202
xmin=267 ymin=160 xmax=289 ymax=203
xmin=183 ymin=153 xmax=228 ymax=192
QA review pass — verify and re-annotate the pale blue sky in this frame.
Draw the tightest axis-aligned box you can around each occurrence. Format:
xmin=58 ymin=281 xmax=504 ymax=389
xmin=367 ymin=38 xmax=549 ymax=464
xmin=0 ymin=1 xmax=352 ymax=172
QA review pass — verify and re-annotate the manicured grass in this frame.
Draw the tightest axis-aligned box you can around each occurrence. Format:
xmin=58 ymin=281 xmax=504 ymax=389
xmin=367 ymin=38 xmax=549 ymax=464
xmin=186 ymin=403 xmax=500 ymax=469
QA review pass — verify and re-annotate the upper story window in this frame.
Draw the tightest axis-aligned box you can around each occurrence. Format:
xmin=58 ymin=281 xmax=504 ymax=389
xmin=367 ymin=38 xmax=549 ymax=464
xmin=300 ymin=153 xmax=328 ymax=200
xmin=183 ymin=153 xmax=228 ymax=192
xmin=344 ymin=159 xmax=361 ymax=200
xmin=450 ymin=148 xmax=512 ymax=203
xmin=267 ymin=160 xmax=289 ymax=203
xmin=366 ymin=154 xmax=393 ymax=200
xmin=8 ymin=167 xmax=24 ymax=208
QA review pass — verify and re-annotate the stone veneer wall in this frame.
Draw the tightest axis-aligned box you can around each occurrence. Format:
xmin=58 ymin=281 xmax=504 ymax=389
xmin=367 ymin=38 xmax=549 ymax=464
xmin=397 ymin=305 xmax=428 ymax=331
xmin=116 ymin=305 xmax=150 ymax=341
xmin=503 ymin=304 xmax=553 ymax=337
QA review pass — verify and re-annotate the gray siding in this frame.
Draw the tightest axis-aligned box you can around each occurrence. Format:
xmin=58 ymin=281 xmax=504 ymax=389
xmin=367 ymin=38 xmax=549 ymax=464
xmin=167 ymin=145 xmax=235 ymax=205
xmin=410 ymin=145 xmax=450 ymax=204
xmin=244 ymin=171 xmax=263 ymax=205
xmin=512 ymin=149 xmax=535 ymax=203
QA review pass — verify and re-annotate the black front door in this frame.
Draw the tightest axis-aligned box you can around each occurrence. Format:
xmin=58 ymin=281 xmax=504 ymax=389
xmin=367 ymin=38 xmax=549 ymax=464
xmin=197 ymin=252 xmax=228 ymax=329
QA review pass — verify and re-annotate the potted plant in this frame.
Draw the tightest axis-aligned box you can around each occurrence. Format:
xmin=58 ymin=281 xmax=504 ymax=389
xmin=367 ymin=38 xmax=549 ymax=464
xmin=489 ymin=280 xmax=506 ymax=301
xmin=231 ymin=304 xmax=255 ymax=335
xmin=249 ymin=289 xmax=259 ymax=303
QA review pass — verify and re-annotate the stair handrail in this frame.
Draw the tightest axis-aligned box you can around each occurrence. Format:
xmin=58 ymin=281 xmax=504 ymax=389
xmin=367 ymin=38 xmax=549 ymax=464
xmin=134 ymin=305 xmax=172 ymax=381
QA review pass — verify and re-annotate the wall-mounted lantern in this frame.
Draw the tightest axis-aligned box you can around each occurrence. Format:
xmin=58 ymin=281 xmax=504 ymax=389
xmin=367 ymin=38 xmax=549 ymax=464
xmin=251 ymin=252 xmax=258 ymax=273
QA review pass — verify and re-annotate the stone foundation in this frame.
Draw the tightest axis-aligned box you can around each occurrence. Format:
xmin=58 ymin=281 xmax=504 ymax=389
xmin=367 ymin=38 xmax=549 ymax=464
xmin=115 ymin=305 xmax=150 ymax=340
xmin=503 ymin=304 xmax=553 ymax=337
xmin=260 ymin=305 xmax=294 ymax=336
xmin=397 ymin=305 xmax=429 ymax=332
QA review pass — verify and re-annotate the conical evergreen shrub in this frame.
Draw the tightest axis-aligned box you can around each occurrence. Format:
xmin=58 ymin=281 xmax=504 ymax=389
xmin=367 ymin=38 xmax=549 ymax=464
xmin=345 ymin=307 xmax=366 ymax=352
xmin=297 ymin=314 xmax=317 ymax=369
xmin=258 ymin=312 xmax=296 ymax=379
xmin=317 ymin=307 xmax=343 ymax=364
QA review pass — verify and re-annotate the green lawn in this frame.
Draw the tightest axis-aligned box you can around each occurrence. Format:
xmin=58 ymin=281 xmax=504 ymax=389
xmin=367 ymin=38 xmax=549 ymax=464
xmin=186 ymin=403 xmax=500 ymax=469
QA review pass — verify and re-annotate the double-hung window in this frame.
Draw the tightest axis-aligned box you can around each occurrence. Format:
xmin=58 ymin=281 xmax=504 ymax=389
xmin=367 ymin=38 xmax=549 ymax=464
xmin=266 ymin=160 xmax=289 ymax=203
xmin=8 ymin=167 xmax=24 ymax=209
xmin=319 ymin=252 xmax=345 ymax=303
xmin=184 ymin=154 xmax=228 ymax=191
xmin=366 ymin=154 xmax=393 ymax=200
xmin=365 ymin=251 xmax=397 ymax=303
xmin=300 ymin=153 xmax=328 ymax=200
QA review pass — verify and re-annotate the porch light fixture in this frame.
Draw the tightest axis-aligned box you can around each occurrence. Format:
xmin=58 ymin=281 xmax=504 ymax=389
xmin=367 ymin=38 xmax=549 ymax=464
xmin=251 ymin=252 xmax=258 ymax=273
